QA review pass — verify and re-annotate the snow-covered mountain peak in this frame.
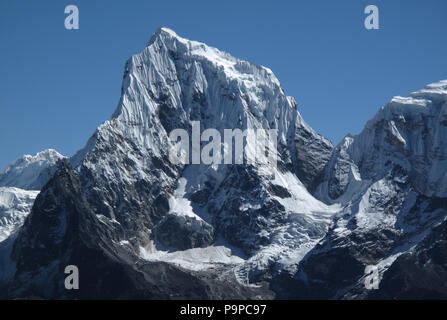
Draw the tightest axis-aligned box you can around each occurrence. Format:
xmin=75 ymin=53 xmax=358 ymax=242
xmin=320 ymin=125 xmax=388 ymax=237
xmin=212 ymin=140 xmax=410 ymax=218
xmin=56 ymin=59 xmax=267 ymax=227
xmin=82 ymin=27 xmax=332 ymax=189
xmin=27 ymin=149 xmax=63 ymax=163
xmin=147 ymin=27 xmax=180 ymax=44
xmin=0 ymin=149 xmax=65 ymax=190
xmin=3 ymin=27 xmax=446 ymax=299
xmin=144 ymin=27 xmax=280 ymax=90
xmin=371 ymin=80 xmax=447 ymax=124
xmin=64 ymin=28 xmax=335 ymax=283
xmin=410 ymin=79 xmax=447 ymax=101
xmin=317 ymin=80 xmax=447 ymax=203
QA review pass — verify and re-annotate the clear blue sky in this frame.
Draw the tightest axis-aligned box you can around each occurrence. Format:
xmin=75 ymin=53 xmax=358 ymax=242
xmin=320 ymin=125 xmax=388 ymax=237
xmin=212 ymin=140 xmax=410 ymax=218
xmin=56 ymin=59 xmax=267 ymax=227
xmin=1 ymin=0 xmax=446 ymax=170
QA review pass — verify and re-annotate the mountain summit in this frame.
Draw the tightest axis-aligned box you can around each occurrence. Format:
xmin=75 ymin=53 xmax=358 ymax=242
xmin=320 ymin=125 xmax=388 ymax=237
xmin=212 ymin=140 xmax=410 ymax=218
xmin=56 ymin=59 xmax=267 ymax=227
xmin=2 ymin=28 xmax=334 ymax=298
xmin=1 ymin=28 xmax=446 ymax=299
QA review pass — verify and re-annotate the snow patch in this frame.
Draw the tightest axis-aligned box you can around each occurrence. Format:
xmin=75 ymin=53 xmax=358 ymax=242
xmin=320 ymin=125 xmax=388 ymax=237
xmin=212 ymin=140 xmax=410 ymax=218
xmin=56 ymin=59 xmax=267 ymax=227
xmin=139 ymin=242 xmax=244 ymax=271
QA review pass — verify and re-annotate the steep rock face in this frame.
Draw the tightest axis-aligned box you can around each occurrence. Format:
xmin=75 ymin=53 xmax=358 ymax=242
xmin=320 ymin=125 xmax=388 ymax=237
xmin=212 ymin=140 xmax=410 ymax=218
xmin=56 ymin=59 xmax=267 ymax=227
xmin=3 ymin=161 xmax=270 ymax=299
xmin=3 ymin=28 xmax=335 ymax=297
xmin=155 ymin=213 xmax=215 ymax=250
xmin=294 ymin=117 xmax=333 ymax=191
xmin=274 ymin=81 xmax=447 ymax=299
xmin=367 ymin=216 xmax=447 ymax=299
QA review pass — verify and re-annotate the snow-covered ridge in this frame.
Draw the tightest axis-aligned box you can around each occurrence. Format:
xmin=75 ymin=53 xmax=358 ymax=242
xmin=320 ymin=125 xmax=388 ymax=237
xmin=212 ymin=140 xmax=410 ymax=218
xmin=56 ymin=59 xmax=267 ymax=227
xmin=0 ymin=149 xmax=65 ymax=190
xmin=371 ymin=80 xmax=447 ymax=124
xmin=146 ymin=27 xmax=279 ymax=85
xmin=410 ymin=79 xmax=447 ymax=102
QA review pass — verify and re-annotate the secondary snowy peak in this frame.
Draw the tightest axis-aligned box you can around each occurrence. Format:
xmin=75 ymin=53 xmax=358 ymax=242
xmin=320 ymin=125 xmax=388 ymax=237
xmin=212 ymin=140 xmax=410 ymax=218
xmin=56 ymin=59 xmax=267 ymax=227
xmin=317 ymin=80 xmax=447 ymax=202
xmin=0 ymin=150 xmax=62 ymax=245
xmin=372 ymin=80 xmax=447 ymax=126
xmin=284 ymin=80 xmax=447 ymax=299
xmin=0 ymin=149 xmax=65 ymax=190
